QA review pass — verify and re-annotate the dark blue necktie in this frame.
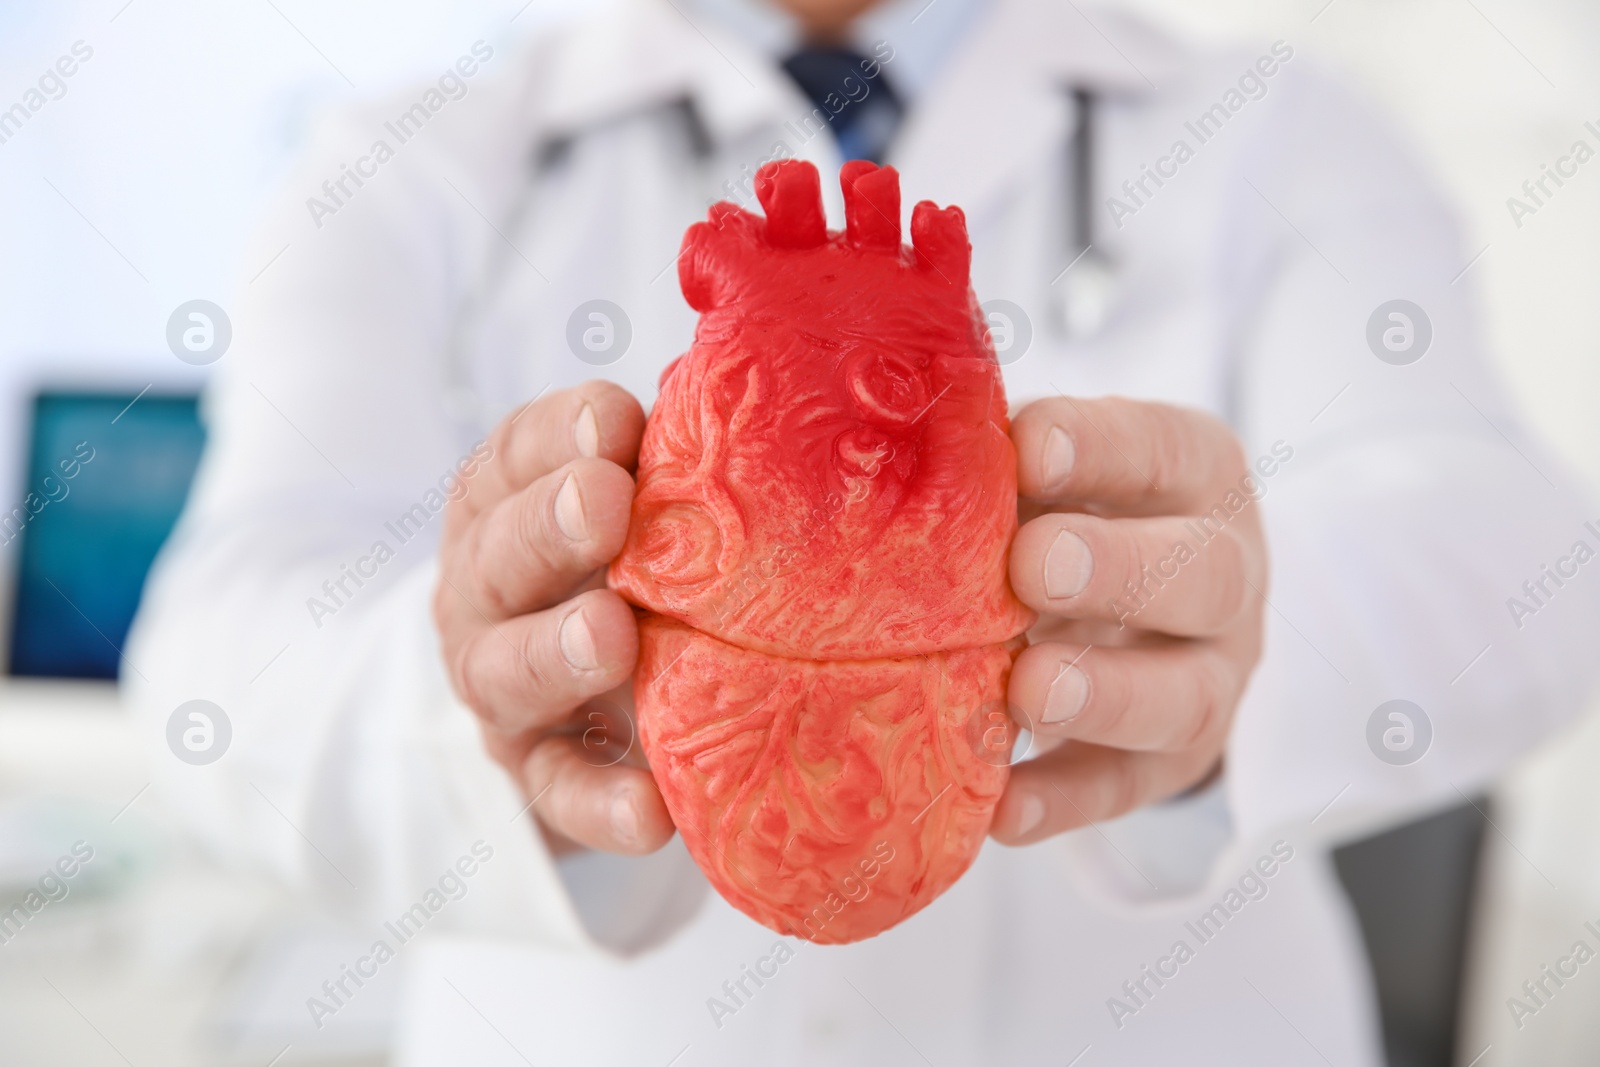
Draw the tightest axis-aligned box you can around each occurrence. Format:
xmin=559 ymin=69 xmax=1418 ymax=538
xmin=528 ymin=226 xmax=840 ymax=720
xmin=781 ymin=45 xmax=905 ymax=165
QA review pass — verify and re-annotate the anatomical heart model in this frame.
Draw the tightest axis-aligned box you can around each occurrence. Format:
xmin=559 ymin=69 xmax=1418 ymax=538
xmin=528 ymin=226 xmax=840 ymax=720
xmin=610 ymin=160 xmax=1034 ymax=944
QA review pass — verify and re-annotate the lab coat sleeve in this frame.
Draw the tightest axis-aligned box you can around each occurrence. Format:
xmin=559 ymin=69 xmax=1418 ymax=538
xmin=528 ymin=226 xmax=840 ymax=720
xmin=1220 ymin=65 xmax=1600 ymax=848
xmin=123 ymin=99 xmax=598 ymax=950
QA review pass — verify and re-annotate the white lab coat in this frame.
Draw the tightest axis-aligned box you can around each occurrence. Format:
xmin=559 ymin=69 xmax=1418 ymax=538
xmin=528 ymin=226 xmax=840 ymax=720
xmin=125 ymin=0 xmax=1600 ymax=1063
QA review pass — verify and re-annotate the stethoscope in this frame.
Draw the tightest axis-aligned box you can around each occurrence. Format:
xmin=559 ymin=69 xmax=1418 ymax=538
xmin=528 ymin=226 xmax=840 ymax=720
xmin=1055 ymin=86 xmax=1119 ymax=339
xmin=443 ymin=88 xmax=1115 ymax=428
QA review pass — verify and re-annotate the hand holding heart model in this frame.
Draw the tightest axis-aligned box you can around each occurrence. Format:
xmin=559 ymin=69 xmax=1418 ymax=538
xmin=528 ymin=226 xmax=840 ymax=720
xmin=609 ymin=160 xmax=1034 ymax=944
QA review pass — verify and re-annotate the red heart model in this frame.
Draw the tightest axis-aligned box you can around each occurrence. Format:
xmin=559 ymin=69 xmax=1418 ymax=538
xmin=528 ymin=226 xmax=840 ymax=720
xmin=610 ymin=159 xmax=1034 ymax=944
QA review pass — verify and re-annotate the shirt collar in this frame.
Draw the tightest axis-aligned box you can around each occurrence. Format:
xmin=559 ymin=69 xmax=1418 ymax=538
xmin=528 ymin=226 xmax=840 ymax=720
xmin=677 ymin=0 xmax=987 ymax=106
xmin=531 ymin=0 xmax=1188 ymax=149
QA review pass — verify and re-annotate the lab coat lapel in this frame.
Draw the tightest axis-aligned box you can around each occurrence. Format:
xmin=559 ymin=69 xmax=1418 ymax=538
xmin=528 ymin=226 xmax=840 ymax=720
xmin=890 ymin=0 xmax=1188 ymax=220
xmin=534 ymin=0 xmax=1190 ymax=228
xmin=537 ymin=0 xmax=797 ymax=148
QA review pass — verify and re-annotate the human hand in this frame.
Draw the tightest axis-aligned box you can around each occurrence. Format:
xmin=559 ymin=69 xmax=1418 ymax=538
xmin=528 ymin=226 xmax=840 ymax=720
xmin=990 ymin=397 xmax=1268 ymax=842
xmin=433 ymin=382 xmax=675 ymax=855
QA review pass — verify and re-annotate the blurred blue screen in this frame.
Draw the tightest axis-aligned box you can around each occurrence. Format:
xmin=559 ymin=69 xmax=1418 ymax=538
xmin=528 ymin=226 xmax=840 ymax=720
xmin=6 ymin=391 xmax=205 ymax=680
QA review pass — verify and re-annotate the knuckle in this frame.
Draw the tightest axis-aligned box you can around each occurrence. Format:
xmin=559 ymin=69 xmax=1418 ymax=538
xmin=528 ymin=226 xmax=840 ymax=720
xmin=1217 ymin=433 xmax=1249 ymax=480
xmin=1121 ymin=522 xmax=1155 ymax=590
xmin=1144 ymin=441 xmax=1179 ymax=499
xmin=577 ymin=378 xmax=634 ymax=414
xmin=1190 ymin=408 xmax=1245 ymax=474
xmin=487 ymin=403 xmax=543 ymax=483
xmin=1205 ymin=530 xmax=1252 ymax=626
xmin=1179 ymin=653 xmax=1233 ymax=749
xmin=1016 ymin=396 xmax=1055 ymax=424
xmin=514 ymin=617 xmax=560 ymax=696
xmin=576 ymin=377 xmax=623 ymax=402
xmin=1085 ymin=659 xmax=1133 ymax=738
xmin=588 ymin=455 xmax=638 ymax=497
xmin=522 ymin=737 xmax=568 ymax=801
xmin=430 ymin=576 xmax=456 ymax=635
xmin=462 ymin=517 xmax=518 ymax=619
xmin=1149 ymin=404 xmax=1234 ymax=499
xmin=1088 ymin=518 xmax=1144 ymax=604
xmin=1136 ymin=403 xmax=1188 ymax=496
xmin=1016 ymin=397 xmax=1062 ymax=436
xmin=485 ymin=415 xmax=515 ymax=471
xmin=576 ymin=381 xmax=646 ymax=452
xmin=1177 ymin=670 xmax=1215 ymax=750
xmin=506 ymin=388 xmax=577 ymax=483
xmin=516 ymin=477 xmax=569 ymax=563
xmin=528 ymin=741 xmax=604 ymax=841
xmin=451 ymin=629 xmax=495 ymax=720
xmin=485 ymin=485 xmax=579 ymax=606
xmin=478 ymin=729 xmax=526 ymax=777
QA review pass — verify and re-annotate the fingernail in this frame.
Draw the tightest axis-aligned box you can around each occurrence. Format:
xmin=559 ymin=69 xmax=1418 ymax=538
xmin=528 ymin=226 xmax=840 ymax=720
xmin=554 ymin=473 xmax=587 ymax=541
xmin=1042 ymin=662 xmax=1089 ymax=723
xmin=558 ymin=608 xmax=600 ymax=670
xmin=1044 ymin=528 xmax=1093 ymax=599
xmin=574 ymin=404 xmax=600 ymax=458
xmin=1016 ymin=793 xmax=1045 ymax=836
xmin=609 ymin=791 xmax=640 ymax=847
xmin=1040 ymin=425 xmax=1074 ymax=489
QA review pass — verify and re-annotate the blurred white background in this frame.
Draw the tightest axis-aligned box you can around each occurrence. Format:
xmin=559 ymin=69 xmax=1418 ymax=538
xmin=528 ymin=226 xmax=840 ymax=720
xmin=0 ymin=1 xmax=1597 ymax=1063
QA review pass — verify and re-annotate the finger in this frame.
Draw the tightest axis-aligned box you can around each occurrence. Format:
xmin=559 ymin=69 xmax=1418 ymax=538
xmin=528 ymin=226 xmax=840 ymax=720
xmin=454 ymin=381 xmax=646 ymax=526
xmin=989 ymin=742 xmax=1219 ymax=845
xmin=447 ymin=588 xmax=637 ymax=735
xmin=1008 ymin=641 xmax=1238 ymax=752
xmin=1009 ymin=511 xmax=1254 ymax=635
xmin=449 ymin=457 xmax=635 ymax=622
xmin=523 ymin=735 xmax=675 ymax=854
xmin=1012 ymin=396 xmax=1247 ymax=515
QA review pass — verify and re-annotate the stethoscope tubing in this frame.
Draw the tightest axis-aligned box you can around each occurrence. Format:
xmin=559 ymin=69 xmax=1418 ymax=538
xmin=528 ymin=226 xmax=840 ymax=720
xmin=444 ymin=87 xmax=1112 ymax=428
